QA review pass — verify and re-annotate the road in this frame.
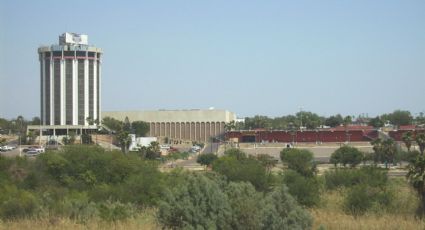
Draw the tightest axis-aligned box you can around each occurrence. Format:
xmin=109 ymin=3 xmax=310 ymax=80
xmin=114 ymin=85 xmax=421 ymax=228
xmin=237 ymin=144 xmax=374 ymax=162
xmin=173 ymin=143 xmax=220 ymax=168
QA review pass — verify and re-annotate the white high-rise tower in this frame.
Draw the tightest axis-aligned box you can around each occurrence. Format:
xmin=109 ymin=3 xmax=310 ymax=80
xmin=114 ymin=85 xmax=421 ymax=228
xmin=38 ymin=33 xmax=102 ymax=126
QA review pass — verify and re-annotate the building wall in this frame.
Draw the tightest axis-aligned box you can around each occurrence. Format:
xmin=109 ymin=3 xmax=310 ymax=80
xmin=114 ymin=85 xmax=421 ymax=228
xmin=38 ymin=44 xmax=102 ymax=126
xmin=226 ymin=129 xmax=379 ymax=143
xmin=102 ymin=110 xmax=235 ymax=142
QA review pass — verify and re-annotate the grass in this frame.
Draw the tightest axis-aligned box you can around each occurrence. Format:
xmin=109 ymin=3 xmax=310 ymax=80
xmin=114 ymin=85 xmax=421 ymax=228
xmin=311 ymin=209 xmax=425 ymax=230
xmin=0 ymin=209 xmax=158 ymax=230
xmin=311 ymin=178 xmax=425 ymax=230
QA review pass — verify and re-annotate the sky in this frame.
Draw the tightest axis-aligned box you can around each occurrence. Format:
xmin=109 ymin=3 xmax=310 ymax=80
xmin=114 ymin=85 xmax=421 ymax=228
xmin=0 ymin=0 xmax=424 ymax=119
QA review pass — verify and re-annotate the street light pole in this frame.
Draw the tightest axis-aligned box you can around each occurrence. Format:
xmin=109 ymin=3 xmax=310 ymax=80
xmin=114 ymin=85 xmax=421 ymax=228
xmin=19 ymin=134 xmax=21 ymax=157
xmin=299 ymin=107 xmax=303 ymax=131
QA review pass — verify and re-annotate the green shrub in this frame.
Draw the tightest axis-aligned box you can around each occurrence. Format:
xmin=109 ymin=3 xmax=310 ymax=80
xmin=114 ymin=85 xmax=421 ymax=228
xmin=212 ymin=155 xmax=269 ymax=191
xmin=225 ymin=182 xmax=263 ymax=229
xmin=330 ymin=145 xmax=363 ymax=167
xmin=283 ymin=170 xmax=321 ymax=207
xmin=0 ymin=185 xmax=38 ymax=219
xmin=324 ymin=167 xmax=388 ymax=190
xmin=344 ymin=184 xmax=393 ymax=216
xmin=196 ymin=153 xmax=218 ymax=167
xmin=37 ymin=145 xmax=155 ymax=187
xmin=55 ymin=191 xmax=98 ymax=222
xmin=98 ymin=200 xmax=136 ymax=222
xmin=224 ymin=148 xmax=247 ymax=160
xmin=261 ymin=184 xmax=313 ymax=229
xmin=157 ymin=173 xmax=232 ymax=229
xmin=280 ymin=148 xmax=316 ymax=177
xmin=115 ymin=171 xmax=164 ymax=206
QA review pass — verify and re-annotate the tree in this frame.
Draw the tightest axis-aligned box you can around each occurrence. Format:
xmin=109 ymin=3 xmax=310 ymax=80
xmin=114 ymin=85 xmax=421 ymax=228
xmin=382 ymin=139 xmax=397 ymax=168
xmin=123 ymin=117 xmax=131 ymax=132
xmin=371 ymin=138 xmax=397 ymax=168
xmin=371 ymin=138 xmax=384 ymax=164
xmin=402 ymin=131 xmax=414 ymax=152
xmin=26 ymin=131 xmax=35 ymax=145
xmin=416 ymin=133 xmax=425 ymax=155
xmin=296 ymin=111 xmax=322 ymax=129
xmin=81 ymin=133 xmax=93 ymax=145
xmin=31 ymin=117 xmax=41 ymax=125
xmin=244 ymin=115 xmax=272 ymax=129
xmin=368 ymin=116 xmax=384 ymax=128
xmin=325 ymin=114 xmax=344 ymax=127
xmin=197 ymin=153 xmax=218 ymax=169
xmin=388 ymin=110 xmax=413 ymax=126
xmin=343 ymin=115 xmax=352 ymax=129
xmin=117 ymin=131 xmax=131 ymax=154
xmin=280 ymin=148 xmax=316 ymax=177
xmin=407 ymin=154 xmax=425 ymax=216
xmin=416 ymin=112 xmax=425 ymax=126
xmin=157 ymin=173 xmax=232 ymax=229
xmin=86 ymin=117 xmax=95 ymax=125
xmin=330 ymin=145 xmax=364 ymax=168
xmin=62 ymin=131 xmax=76 ymax=145
xmin=131 ymin=121 xmax=149 ymax=137
xmin=101 ymin=117 xmax=123 ymax=133
xmin=15 ymin=115 xmax=26 ymax=134
xmin=224 ymin=121 xmax=236 ymax=132
xmin=139 ymin=141 xmax=161 ymax=160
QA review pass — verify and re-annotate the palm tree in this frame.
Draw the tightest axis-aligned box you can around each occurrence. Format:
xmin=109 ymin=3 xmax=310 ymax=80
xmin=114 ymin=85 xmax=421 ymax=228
xmin=224 ymin=121 xmax=236 ymax=132
xmin=407 ymin=154 xmax=425 ymax=216
xmin=416 ymin=133 xmax=425 ymax=155
xmin=402 ymin=131 xmax=413 ymax=152
xmin=371 ymin=138 xmax=383 ymax=165
xmin=382 ymin=139 xmax=397 ymax=168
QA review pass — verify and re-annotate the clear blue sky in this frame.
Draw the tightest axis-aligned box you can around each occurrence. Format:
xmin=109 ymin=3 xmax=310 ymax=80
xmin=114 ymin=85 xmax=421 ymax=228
xmin=1 ymin=0 xmax=424 ymax=119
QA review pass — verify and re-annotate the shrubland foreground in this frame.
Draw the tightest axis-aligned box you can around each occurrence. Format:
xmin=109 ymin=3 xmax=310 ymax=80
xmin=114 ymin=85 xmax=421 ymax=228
xmin=0 ymin=145 xmax=425 ymax=229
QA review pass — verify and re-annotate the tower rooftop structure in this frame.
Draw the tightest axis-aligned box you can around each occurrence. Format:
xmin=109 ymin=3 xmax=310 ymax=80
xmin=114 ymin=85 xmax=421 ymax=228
xmin=38 ymin=32 xmax=102 ymax=53
xmin=59 ymin=32 xmax=88 ymax=45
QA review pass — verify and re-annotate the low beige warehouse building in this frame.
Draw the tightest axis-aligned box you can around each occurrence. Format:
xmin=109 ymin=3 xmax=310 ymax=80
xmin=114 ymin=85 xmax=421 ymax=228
xmin=102 ymin=109 xmax=236 ymax=142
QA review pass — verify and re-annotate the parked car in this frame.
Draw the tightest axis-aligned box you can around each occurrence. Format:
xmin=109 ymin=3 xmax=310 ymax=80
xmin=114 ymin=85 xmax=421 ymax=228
xmin=189 ymin=145 xmax=202 ymax=153
xmin=33 ymin=146 xmax=45 ymax=153
xmin=24 ymin=146 xmax=45 ymax=153
xmin=1 ymin=145 xmax=13 ymax=151
xmin=26 ymin=150 xmax=40 ymax=156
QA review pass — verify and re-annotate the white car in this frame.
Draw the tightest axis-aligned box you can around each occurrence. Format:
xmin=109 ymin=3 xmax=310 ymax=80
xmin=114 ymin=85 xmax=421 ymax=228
xmin=1 ymin=145 xmax=13 ymax=151
xmin=160 ymin=145 xmax=171 ymax=150
xmin=26 ymin=150 xmax=40 ymax=156
xmin=34 ymin=146 xmax=45 ymax=153
xmin=26 ymin=146 xmax=45 ymax=153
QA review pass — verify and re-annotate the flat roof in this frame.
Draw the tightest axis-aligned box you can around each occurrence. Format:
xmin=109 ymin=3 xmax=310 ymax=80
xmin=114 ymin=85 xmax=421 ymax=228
xmin=102 ymin=109 xmax=236 ymax=123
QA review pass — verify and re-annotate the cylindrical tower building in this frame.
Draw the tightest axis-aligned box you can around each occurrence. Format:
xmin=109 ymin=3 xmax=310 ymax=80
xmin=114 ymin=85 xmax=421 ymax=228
xmin=38 ymin=33 xmax=102 ymax=126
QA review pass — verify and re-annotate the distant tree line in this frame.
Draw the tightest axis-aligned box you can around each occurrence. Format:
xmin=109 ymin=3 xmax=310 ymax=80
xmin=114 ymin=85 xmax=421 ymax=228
xmin=228 ymin=110 xmax=424 ymax=131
